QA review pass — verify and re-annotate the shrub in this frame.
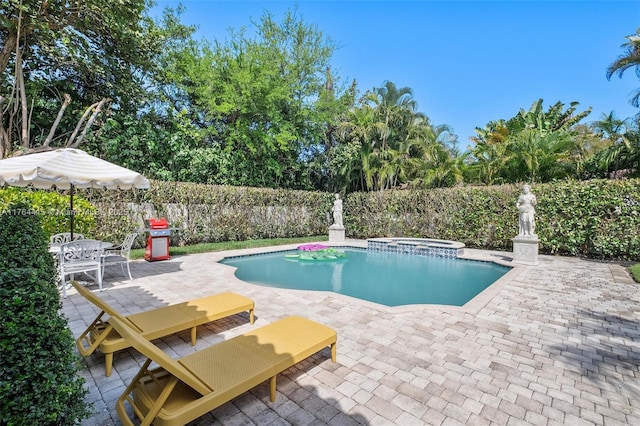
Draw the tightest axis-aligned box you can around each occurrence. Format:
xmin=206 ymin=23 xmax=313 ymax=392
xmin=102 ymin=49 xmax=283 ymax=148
xmin=630 ymin=264 xmax=640 ymax=283
xmin=39 ymin=177 xmax=640 ymax=261
xmin=0 ymin=201 xmax=90 ymax=425
xmin=345 ymin=180 xmax=640 ymax=260
xmin=0 ymin=187 xmax=96 ymax=238
xmin=0 ymin=201 xmax=58 ymax=271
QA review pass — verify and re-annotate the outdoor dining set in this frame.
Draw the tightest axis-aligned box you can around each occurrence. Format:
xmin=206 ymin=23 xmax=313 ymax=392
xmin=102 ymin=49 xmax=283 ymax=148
xmin=0 ymin=147 xmax=152 ymax=298
xmin=50 ymin=232 xmax=138 ymax=298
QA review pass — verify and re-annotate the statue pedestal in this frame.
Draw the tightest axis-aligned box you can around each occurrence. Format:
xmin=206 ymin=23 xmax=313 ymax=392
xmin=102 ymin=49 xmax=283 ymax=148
xmin=512 ymin=235 xmax=539 ymax=265
xmin=329 ymin=225 xmax=345 ymax=243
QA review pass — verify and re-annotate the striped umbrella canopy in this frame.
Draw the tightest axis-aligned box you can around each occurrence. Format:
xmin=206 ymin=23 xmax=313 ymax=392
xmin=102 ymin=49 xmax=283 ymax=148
xmin=0 ymin=148 xmax=150 ymax=236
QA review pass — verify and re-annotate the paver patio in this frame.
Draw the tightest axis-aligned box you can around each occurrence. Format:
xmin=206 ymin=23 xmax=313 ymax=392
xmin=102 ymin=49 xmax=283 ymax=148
xmin=61 ymin=240 xmax=640 ymax=425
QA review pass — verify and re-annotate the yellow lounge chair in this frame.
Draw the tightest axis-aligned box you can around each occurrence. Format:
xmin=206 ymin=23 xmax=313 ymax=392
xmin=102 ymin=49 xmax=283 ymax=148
xmin=71 ymin=281 xmax=255 ymax=376
xmin=110 ymin=314 xmax=337 ymax=426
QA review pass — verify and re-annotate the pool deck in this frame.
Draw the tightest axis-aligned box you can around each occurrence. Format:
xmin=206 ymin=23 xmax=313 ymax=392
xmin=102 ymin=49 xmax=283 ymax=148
xmin=62 ymin=240 xmax=640 ymax=425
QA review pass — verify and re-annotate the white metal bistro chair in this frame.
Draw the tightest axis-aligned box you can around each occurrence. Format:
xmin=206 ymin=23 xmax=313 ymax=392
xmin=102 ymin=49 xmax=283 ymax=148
xmin=102 ymin=233 xmax=138 ymax=280
xmin=58 ymin=239 xmax=103 ymax=298
xmin=50 ymin=232 xmax=85 ymax=245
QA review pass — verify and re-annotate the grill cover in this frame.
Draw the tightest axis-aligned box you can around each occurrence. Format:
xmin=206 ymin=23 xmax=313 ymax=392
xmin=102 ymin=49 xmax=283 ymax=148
xmin=146 ymin=218 xmax=169 ymax=229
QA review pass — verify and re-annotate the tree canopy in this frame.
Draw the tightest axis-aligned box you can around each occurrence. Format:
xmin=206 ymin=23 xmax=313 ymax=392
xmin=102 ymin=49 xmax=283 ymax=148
xmin=1 ymin=3 xmax=637 ymax=190
xmin=467 ymin=100 xmax=594 ymax=184
xmin=607 ymin=27 xmax=640 ymax=108
xmin=0 ymin=0 xmax=192 ymax=156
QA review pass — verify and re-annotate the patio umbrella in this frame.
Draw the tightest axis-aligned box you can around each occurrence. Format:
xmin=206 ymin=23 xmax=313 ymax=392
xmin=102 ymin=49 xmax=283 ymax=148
xmin=0 ymin=148 xmax=150 ymax=238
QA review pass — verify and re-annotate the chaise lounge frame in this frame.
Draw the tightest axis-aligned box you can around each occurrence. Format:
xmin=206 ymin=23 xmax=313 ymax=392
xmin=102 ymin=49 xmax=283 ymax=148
xmin=71 ymin=281 xmax=255 ymax=376
xmin=110 ymin=314 xmax=337 ymax=426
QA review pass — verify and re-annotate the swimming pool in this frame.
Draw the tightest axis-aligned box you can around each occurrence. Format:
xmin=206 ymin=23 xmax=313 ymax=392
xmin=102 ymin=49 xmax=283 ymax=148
xmin=220 ymin=248 xmax=511 ymax=307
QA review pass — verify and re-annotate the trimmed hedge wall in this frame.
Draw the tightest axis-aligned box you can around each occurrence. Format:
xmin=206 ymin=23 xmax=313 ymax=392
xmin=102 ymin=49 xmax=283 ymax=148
xmin=2 ymin=179 xmax=639 ymax=260
xmin=0 ymin=201 xmax=90 ymax=424
xmin=345 ymin=180 xmax=640 ymax=260
xmin=80 ymin=182 xmax=334 ymax=246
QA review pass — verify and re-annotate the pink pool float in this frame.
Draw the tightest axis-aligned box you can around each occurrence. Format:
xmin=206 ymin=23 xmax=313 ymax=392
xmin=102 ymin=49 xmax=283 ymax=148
xmin=297 ymin=244 xmax=329 ymax=251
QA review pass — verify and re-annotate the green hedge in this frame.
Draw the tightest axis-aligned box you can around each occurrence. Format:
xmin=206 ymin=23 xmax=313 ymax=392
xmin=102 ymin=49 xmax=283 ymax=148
xmin=2 ymin=179 xmax=639 ymax=260
xmin=80 ymin=182 xmax=334 ymax=246
xmin=345 ymin=180 xmax=640 ymax=260
xmin=0 ymin=201 xmax=90 ymax=425
xmin=345 ymin=186 xmax=516 ymax=248
xmin=0 ymin=187 xmax=96 ymax=238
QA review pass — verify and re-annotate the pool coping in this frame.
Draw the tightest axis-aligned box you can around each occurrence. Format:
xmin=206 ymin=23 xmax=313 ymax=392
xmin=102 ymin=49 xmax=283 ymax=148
xmin=215 ymin=239 xmax=525 ymax=315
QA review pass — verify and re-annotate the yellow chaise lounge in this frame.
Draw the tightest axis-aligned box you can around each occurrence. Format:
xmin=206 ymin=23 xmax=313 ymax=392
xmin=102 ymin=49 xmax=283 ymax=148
xmin=110 ymin=314 xmax=337 ymax=426
xmin=71 ymin=281 xmax=255 ymax=376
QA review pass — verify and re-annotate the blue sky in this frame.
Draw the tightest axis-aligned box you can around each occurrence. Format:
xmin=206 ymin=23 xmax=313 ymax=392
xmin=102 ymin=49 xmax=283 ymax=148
xmin=152 ymin=1 xmax=640 ymax=149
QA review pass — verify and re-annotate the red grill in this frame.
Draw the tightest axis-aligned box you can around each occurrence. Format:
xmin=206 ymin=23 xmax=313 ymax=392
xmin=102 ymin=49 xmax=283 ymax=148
xmin=144 ymin=218 xmax=170 ymax=261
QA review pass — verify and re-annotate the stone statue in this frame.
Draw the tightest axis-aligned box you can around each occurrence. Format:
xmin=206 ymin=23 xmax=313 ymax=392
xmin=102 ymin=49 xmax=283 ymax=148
xmin=517 ymin=184 xmax=537 ymax=237
xmin=332 ymin=193 xmax=343 ymax=227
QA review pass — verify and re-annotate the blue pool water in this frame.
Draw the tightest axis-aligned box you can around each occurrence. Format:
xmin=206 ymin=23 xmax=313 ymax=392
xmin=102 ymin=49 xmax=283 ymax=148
xmin=220 ymin=248 xmax=511 ymax=307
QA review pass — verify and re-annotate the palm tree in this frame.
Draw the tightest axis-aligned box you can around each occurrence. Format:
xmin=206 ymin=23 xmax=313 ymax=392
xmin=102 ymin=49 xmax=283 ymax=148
xmin=332 ymin=80 xmax=462 ymax=191
xmin=591 ymin=114 xmax=640 ymax=177
xmin=467 ymin=120 xmax=512 ymax=185
xmin=467 ymin=100 xmax=591 ymax=183
xmin=592 ymin=111 xmax=629 ymax=144
xmin=509 ymin=128 xmax=577 ymax=183
xmin=365 ymin=81 xmax=418 ymax=151
xmin=334 ymin=106 xmax=376 ymax=192
xmin=607 ymin=28 xmax=640 ymax=107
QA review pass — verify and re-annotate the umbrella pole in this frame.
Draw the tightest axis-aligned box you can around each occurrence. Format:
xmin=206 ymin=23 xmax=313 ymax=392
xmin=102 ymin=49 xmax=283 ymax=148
xmin=70 ymin=184 xmax=74 ymax=240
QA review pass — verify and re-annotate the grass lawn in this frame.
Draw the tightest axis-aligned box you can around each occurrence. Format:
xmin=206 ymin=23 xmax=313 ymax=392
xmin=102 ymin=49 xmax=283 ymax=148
xmin=130 ymin=235 xmax=328 ymax=260
xmin=630 ymin=263 xmax=640 ymax=283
